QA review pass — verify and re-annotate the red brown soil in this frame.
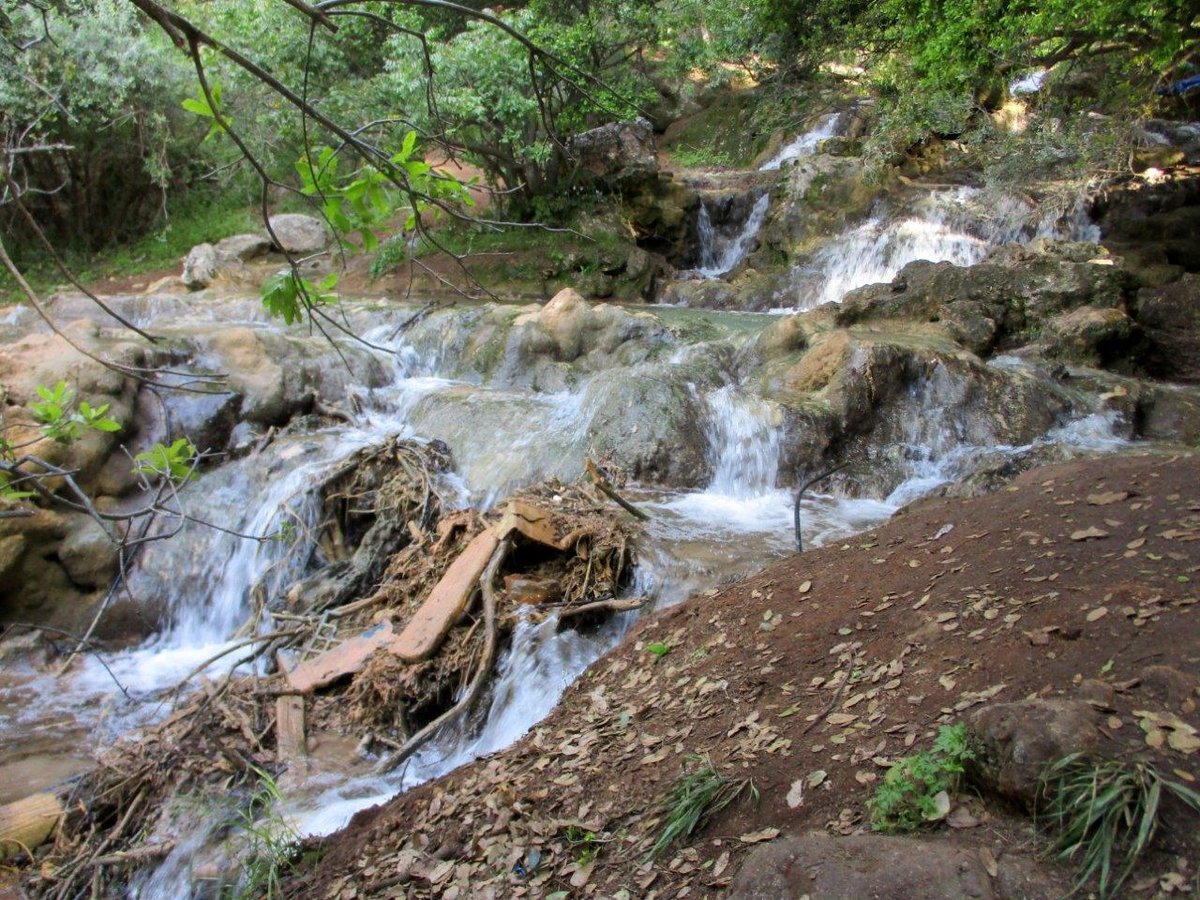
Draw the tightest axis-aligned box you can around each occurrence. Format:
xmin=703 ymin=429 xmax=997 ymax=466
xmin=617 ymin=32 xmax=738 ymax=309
xmin=290 ymin=451 xmax=1200 ymax=898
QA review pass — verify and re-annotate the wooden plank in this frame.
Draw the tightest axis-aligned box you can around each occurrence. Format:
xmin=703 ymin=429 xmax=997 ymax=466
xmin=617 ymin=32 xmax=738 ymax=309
xmin=275 ymin=695 xmax=307 ymax=765
xmin=283 ymin=620 xmax=395 ymax=694
xmin=0 ymin=793 xmax=62 ymax=861
xmin=390 ymin=528 xmax=500 ymax=662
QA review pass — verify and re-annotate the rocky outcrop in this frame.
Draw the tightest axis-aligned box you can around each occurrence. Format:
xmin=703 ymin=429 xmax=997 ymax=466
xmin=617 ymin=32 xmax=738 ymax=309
xmin=1131 ymin=274 xmax=1200 ymax=381
xmin=836 ymin=240 xmax=1130 ymax=357
xmin=570 ymin=118 xmax=657 ymax=184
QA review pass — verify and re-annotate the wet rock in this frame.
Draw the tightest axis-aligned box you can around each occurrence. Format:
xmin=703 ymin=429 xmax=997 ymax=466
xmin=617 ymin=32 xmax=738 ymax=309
xmin=837 ymin=241 xmax=1129 ymax=357
xmin=624 ymin=174 xmax=700 ymax=263
xmin=584 ymin=368 xmax=711 ymax=487
xmin=182 ymin=242 xmax=220 ymax=290
xmin=57 ymin=516 xmax=118 ymax=590
xmin=1131 ymin=274 xmax=1200 ymax=381
xmin=729 ymin=832 xmax=1064 ymax=899
xmin=267 ymin=213 xmax=330 ymax=254
xmin=968 ymin=699 xmax=1102 ymax=809
xmin=1042 ymin=306 xmax=1142 ymax=368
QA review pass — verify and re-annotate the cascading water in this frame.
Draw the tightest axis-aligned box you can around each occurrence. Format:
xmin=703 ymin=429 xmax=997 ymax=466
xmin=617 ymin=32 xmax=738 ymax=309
xmin=786 ymin=186 xmax=1100 ymax=310
xmin=760 ymin=113 xmax=844 ymax=170
xmin=0 ymin=194 xmax=1132 ymax=896
xmin=692 ymin=193 xmax=771 ymax=279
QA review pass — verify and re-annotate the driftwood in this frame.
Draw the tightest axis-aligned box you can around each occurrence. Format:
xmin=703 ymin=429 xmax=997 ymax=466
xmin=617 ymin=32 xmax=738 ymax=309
xmin=586 ymin=459 xmax=649 ymax=521
xmin=375 ymin=537 xmax=510 ymax=775
xmin=0 ymin=793 xmax=63 ymax=862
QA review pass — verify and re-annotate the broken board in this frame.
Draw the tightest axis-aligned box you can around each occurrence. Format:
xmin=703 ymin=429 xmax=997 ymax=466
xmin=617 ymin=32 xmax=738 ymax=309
xmin=284 ymin=620 xmax=395 ymax=693
xmin=390 ymin=528 xmax=501 ymax=662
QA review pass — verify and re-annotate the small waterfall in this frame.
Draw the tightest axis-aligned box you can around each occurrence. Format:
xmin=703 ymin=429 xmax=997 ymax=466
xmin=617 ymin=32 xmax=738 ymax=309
xmin=705 ymin=384 xmax=781 ymax=498
xmin=789 ymin=186 xmax=1100 ymax=310
xmin=693 ymin=193 xmax=771 ymax=279
xmin=760 ymin=113 xmax=844 ymax=170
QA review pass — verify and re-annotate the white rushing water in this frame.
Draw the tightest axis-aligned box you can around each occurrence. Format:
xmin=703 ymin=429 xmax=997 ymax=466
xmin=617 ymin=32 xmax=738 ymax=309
xmin=786 ymin=186 xmax=1100 ymax=310
xmin=760 ymin=113 xmax=844 ymax=170
xmin=692 ymin=193 xmax=771 ymax=279
xmin=0 ymin=156 xmax=1128 ymax=897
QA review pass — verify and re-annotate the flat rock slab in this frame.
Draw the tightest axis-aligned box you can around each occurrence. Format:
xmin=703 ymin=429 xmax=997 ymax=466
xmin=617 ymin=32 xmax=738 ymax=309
xmin=284 ymin=620 xmax=395 ymax=693
xmin=729 ymin=832 xmax=1061 ymax=900
xmin=390 ymin=528 xmax=500 ymax=663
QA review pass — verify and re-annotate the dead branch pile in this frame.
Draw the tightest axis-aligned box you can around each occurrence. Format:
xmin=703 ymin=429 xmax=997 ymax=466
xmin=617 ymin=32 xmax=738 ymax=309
xmin=24 ymin=443 xmax=644 ymax=897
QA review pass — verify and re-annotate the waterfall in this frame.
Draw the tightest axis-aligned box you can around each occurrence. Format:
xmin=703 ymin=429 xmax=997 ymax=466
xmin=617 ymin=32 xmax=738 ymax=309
xmin=788 ymin=186 xmax=1100 ymax=310
xmin=693 ymin=193 xmax=771 ymax=279
xmin=704 ymin=384 xmax=781 ymax=498
xmin=760 ymin=113 xmax=844 ymax=170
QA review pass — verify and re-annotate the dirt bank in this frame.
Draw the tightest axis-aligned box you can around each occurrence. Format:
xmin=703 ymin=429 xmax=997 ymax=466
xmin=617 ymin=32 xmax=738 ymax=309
xmin=289 ymin=450 xmax=1200 ymax=898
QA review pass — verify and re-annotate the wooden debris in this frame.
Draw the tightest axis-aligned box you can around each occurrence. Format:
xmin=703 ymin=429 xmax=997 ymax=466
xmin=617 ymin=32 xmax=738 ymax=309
xmin=285 ymin=621 xmax=396 ymax=693
xmin=275 ymin=695 xmax=307 ymax=765
xmin=0 ymin=793 xmax=62 ymax=861
xmin=390 ymin=528 xmax=500 ymax=663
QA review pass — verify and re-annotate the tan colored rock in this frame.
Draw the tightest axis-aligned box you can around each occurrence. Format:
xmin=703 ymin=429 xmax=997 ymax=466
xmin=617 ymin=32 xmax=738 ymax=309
xmin=782 ymin=330 xmax=852 ymax=393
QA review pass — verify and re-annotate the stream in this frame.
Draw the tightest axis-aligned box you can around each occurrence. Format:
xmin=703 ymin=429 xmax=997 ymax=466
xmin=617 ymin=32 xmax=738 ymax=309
xmin=0 ymin=117 xmax=1130 ymax=897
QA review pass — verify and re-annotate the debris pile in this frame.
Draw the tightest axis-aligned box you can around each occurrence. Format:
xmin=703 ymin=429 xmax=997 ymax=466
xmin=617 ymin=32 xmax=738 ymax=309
xmin=21 ymin=439 xmax=644 ymax=898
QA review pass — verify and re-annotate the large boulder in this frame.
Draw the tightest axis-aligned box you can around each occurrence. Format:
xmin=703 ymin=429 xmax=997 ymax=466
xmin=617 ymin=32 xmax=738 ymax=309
xmin=267 ymin=213 xmax=330 ymax=254
xmin=968 ymin=699 xmax=1103 ymax=810
xmin=570 ymin=117 xmax=657 ymax=184
xmin=729 ymin=832 xmax=1067 ymax=899
xmin=1041 ymin=306 xmax=1143 ymax=368
xmin=182 ymin=243 xmax=220 ymax=291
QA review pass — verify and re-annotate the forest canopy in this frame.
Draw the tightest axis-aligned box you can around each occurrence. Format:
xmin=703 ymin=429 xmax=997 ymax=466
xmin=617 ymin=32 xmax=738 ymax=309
xmin=2 ymin=0 xmax=1197 ymax=261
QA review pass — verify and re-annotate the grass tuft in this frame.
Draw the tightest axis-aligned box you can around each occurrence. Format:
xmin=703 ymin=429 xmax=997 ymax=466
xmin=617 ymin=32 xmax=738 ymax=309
xmin=1039 ymin=753 xmax=1200 ymax=899
xmin=649 ymin=754 xmax=757 ymax=860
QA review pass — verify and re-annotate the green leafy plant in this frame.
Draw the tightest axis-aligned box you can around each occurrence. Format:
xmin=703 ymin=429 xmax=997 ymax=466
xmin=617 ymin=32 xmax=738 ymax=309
xmin=565 ymin=825 xmax=602 ymax=866
xmin=649 ymin=755 xmax=757 ymax=859
xmin=28 ymin=381 xmax=121 ymax=444
xmin=646 ymin=641 xmax=671 ymax=660
xmin=181 ymin=81 xmax=232 ymax=143
xmin=1039 ymin=754 xmax=1200 ymax=899
xmin=868 ymin=723 xmax=975 ymax=833
xmin=224 ymin=767 xmax=300 ymax=900
xmin=135 ymin=438 xmax=198 ymax=483
xmin=260 ymin=270 xmax=338 ymax=325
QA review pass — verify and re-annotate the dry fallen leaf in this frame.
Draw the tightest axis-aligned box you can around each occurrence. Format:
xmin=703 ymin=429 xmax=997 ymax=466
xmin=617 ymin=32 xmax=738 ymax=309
xmin=786 ymin=779 xmax=805 ymax=809
xmin=1086 ymin=606 xmax=1108 ymax=622
xmin=807 ymin=769 xmax=828 ymax=788
xmin=798 ymin=580 xmax=812 ymax=594
xmin=739 ymin=827 xmax=780 ymax=844
xmin=979 ymin=848 xmax=999 ymax=878
xmin=1071 ymin=527 xmax=1110 ymax=541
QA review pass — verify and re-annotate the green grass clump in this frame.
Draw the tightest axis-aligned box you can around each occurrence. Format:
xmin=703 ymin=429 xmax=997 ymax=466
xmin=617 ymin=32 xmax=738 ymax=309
xmin=649 ymin=755 xmax=757 ymax=859
xmin=868 ymin=723 xmax=974 ymax=833
xmin=1039 ymin=754 xmax=1200 ymax=899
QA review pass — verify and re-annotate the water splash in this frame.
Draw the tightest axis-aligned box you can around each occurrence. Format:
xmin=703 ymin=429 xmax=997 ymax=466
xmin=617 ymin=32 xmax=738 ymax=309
xmin=760 ymin=113 xmax=844 ymax=170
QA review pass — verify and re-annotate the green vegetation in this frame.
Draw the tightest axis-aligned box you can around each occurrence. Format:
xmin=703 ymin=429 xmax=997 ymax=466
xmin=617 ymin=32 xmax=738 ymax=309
xmin=1039 ymin=754 xmax=1200 ymax=900
xmin=868 ymin=723 xmax=975 ymax=832
xmin=224 ymin=767 xmax=301 ymax=900
xmin=650 ymin=755 xmax=757 ymax=859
